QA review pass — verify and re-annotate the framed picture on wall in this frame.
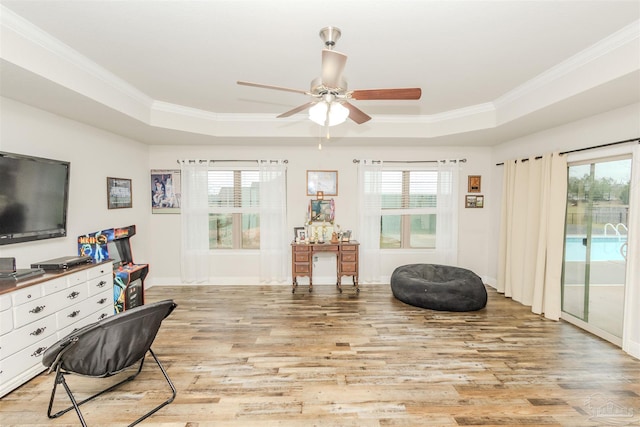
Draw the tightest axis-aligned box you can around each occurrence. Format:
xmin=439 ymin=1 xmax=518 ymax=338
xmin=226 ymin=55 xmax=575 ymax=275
xmin=306 ymin=170 xmax=338 ymax=196
xmin=107 ymin=177 xmax=132 ymax=209
xmin=465 ymin=194 xmax=484 ymax=208
xmin=468 ymin=175 xmax=481 ymax=193
xmin=151 ymin=170 xmax=181 ymax=214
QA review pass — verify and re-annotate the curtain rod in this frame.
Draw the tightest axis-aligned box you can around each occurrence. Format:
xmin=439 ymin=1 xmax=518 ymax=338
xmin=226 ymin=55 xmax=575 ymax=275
xmin=177 ymin=159 xmax=288 ymax=164
xmin=352 ymin=158 xmax=467 ymax=164
xmin=495 ymin=137 xmax=639 ymax=166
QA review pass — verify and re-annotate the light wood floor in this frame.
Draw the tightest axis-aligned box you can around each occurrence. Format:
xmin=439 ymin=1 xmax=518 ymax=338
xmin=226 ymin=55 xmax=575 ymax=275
xmin=1 ymin=284 xmax=639 ymax=426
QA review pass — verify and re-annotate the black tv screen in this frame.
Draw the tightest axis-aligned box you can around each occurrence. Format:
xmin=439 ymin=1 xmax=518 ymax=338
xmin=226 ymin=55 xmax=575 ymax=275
xmin=0 ymin=151 xmax=70 ymax=245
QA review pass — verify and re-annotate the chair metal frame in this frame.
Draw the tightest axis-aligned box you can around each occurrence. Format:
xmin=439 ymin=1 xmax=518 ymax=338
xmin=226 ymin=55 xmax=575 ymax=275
xmin=44 ymin=300 xmax=177 ymax=426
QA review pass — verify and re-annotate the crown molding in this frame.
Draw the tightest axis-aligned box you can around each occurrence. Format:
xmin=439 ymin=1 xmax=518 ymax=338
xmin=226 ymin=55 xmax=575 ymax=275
xmin=1 ymin=4 xmax=637 ymax=139
xmin=152 ymin=101 xmax=219 ymax=121
xmin=0 ymin=4 xmax=153 ymax=108
xmin=495 ymin=19 xmax=640 ymax=108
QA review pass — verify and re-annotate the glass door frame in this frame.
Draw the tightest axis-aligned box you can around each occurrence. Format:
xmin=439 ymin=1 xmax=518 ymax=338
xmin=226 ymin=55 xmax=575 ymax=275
xmin=561 ymin=154 xmax=631 ymax=347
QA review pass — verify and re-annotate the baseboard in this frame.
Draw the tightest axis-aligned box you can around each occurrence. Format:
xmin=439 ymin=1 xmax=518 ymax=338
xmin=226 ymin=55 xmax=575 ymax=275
xmin=483 ymin=276 xmax=497 ymax=288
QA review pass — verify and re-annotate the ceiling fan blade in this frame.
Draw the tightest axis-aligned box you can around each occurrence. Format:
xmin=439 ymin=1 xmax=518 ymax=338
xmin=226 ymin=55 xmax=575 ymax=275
xmin=321 ymin=49 xmax=347 ymax=88
xmin=276 ymin=101 xmax=317 ymax=118
xmin=350 ymin=88 xmax=422 ymax=100
xmin=343 ymin=101 xmax=371 ymax=124
xmin=237 ymin=80 xmax=309 ymax=95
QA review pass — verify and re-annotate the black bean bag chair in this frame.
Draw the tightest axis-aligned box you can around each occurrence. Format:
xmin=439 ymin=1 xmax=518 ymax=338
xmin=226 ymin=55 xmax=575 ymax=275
xmin=390 ymin=264 xmax=487 ymax=311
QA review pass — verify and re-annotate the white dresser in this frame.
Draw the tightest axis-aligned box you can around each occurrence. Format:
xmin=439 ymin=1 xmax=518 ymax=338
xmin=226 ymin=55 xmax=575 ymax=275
xmin=0 ymin=261 xmax=114 ymax=398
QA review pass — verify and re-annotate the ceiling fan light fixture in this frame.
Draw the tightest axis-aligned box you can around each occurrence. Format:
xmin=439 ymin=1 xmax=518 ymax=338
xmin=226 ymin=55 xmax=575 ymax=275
xmin=309 ymin=102 xmax=328 ymax=125
xmin=309 ymin=101 xmax=349 ymax=126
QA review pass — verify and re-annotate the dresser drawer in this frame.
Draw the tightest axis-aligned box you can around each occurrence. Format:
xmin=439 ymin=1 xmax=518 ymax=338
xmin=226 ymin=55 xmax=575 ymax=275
xmin=0 ymin=308 xmax=13 ymax=336
xmin=66 ymin=270 xmax=88 ymax=287
xmin=57 ymin=300 xmax=89 ymax=331
xmin=58 ymin=304 xmax=113 ymax=339
xmin=294 ymin=252 xmax=311 ymax=262
xmin=341 ymin=253 xmax=357 ymax=262
xmin=56 ymin=287 xmax=111 ymax=331
xmin=314 ymin=244 xmax=339 ymax=252
xmin=86 ymin=289 xmax=113 ymax=313
xmin=0 ymin=294 xmax=11 ymax=311
xmin=87 ymin=263 xmax=112 ymax=279
xmin=60 ymin=282 xmax=88 ymax=306
xmin=0 ymin=313 xmax=56 ymax=359
xmin=294 ymin=264 xmax=310 ymax=274
xmin=0 ymin=333 xmax=56 ymax=385
xmin=87 ymin=273 xmax=112 ymax=296
xmin=13 ymin=290 xmax=66 ymax=328
xmin=41 ymin=276 xmax=67 ymax=295
xmin=11 ymin=285 xmax=43 ymax=306
xmin=340 ymin=262 xmax=358 ymax=274
xmin=342 ymin=245 xmax=358 ymax=252
xmin=293 ymin=245 xmax=310 ymax=253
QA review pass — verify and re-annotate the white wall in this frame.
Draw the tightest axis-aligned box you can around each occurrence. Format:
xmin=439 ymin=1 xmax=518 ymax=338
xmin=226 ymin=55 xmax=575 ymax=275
xmin=148 ymin=144 xmax=495 ymax=285
xmin=0 ymin=97 xmax=150 ymax=271
xmin=485 ymin=102 xmax=640 ymax=285
xmin=8 ymin=97 xmax=635 ymax=288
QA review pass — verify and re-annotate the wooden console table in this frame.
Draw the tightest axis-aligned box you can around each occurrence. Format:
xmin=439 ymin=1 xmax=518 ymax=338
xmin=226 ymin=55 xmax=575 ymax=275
xmin=291 ymin=241 xmax=359 ymax=293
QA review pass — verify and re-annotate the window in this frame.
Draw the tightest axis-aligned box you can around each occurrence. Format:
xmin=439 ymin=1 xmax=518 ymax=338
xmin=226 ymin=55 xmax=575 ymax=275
xmin=208 ymin=169 xmax=260 ymax=249
xmin=380 ymin=169 xmax=437 ymax=249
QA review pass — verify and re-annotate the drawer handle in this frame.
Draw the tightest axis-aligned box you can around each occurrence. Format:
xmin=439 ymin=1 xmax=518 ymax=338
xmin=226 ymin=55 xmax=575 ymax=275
xmin=29 ymin=305 xmax=46 ymax=314
xmin=98 ymin=297 xmax=108 ymax=304
xmin=99 ymin=313 xmax=108 ymax=320
xmin=31 ymin=346 xmax=47 ymax=357
xmin=97 ymin=280 xmax=107 ymax=288
xmin=30 ymin=327 xmax=47 ymax=336
xmin=68 ymin=310 xmax=81 ymax=318
xmin=67 ymin=291 xmax=80 ymax=299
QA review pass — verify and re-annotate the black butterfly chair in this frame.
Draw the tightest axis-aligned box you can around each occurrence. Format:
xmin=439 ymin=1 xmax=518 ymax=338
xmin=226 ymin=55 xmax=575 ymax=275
xmin=42 ymin=299 xmax=177 ymax=426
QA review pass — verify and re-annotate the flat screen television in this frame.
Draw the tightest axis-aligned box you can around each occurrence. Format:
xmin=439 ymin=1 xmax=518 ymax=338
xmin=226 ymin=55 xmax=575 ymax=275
xmin=0 ymin=151 xmax=70 ymax=245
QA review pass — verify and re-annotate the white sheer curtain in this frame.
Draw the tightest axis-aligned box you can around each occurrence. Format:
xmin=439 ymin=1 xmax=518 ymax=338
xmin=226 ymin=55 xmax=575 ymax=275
xmin=357 ymin=160 xmax=383 ymax=283
xmin=436 ymin=160 xmax=461 ymax=266
xmin=623 ymin=145 xmax=640 ymax=359
xmin=179 ymin=160 xmax=209 ymax=283
xmin=258 ymin=160 xmax=288 ymax=283
xmin=497 ymin=152 xmax=567 ymax=320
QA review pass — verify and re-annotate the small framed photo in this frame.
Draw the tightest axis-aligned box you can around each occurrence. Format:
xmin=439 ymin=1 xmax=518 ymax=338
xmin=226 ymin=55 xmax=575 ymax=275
xmin=107 ymin=177 xmax=132 ymax=209
xmin=468 ymin=175 xmax=481 ymax=193
xmin=316 ymin=190 xmax=324 ymax=200
xmin=465 ymin=195 xmax=484 ymax=208
xmin=307 ymin=170 xmax=338 ymax=196
xmin=294 ymin=227 xmax=306 ymax=242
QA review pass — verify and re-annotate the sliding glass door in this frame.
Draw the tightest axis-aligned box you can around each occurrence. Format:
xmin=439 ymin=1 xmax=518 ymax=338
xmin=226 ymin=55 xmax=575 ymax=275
xmin=562 ymin=157 xmax=631 ymax=343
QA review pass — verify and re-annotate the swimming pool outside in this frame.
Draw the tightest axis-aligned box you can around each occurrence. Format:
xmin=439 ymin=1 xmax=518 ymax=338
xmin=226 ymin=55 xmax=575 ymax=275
xmin=564 ymin=235 xmax=627 ymax=262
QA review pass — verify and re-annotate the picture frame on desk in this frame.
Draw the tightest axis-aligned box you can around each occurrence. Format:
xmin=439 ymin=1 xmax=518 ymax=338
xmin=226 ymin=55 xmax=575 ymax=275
xmin=294 ymin=227 xmax=306 ymax=242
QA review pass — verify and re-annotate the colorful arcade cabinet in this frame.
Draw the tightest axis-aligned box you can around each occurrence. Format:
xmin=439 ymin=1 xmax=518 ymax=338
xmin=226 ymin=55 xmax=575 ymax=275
xmin=78 ymin=225 xmax=149 ymax=313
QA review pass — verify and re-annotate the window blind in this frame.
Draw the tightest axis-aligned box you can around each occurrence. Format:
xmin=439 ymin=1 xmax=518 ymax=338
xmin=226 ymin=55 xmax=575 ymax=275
xmin=207 ymin=169 xmax=259 ymax=213
xmin=381 ymin=170 xmax=437 ymax=213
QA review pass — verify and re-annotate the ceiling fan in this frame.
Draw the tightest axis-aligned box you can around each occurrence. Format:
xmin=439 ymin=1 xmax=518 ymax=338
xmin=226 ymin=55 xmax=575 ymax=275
xmin=237 ymin=26 xmax=421 ymax=126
